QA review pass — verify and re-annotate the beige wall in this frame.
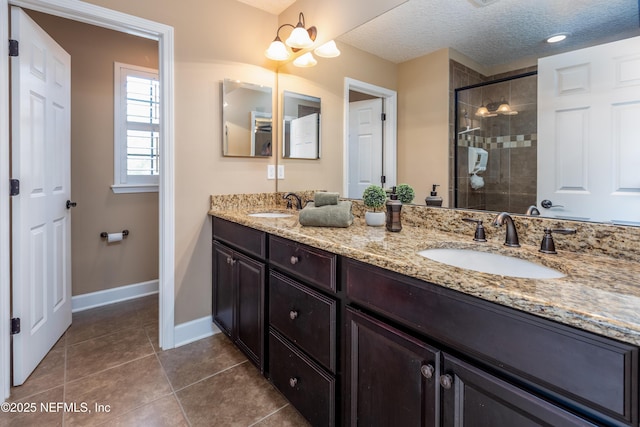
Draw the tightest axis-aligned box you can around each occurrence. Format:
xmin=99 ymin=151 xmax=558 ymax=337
xmin=397 ymin=48 xmax=450 ymax=206
xmin=27 ymin=11 xmax=160 ymax=296
xmin=66 ymin=0 xmax=408 ymax=326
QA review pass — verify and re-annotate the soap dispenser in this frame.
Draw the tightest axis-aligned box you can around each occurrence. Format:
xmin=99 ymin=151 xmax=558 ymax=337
xmin=425 ymin=184 xmax=443 ymax=207
xmin=386 ymin=187 xmax=402 ymax=232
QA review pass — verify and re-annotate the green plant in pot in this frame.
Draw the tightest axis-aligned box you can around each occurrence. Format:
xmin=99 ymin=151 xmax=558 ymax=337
xmin=362 ymin=185 xmax=387 ymax=226
xmin=396 ymin=183 xmax=415 ymax=204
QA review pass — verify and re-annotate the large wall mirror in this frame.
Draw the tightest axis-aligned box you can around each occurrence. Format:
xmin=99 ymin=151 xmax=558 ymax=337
xmin=275 ymin=0 xmax=639 ymax=225
xmin=222 ymin=78 xmax=273 ymax=157
xmin=282 ymin=91 xmax=321 ymax=159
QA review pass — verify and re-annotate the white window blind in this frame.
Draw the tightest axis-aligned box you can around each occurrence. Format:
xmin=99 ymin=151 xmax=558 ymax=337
xmin=113 ymin=62 xmax=160 ymax=193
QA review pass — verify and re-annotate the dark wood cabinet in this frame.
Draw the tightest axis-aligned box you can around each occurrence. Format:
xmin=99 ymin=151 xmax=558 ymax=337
xmin=267 ymin=237 xmax=338 ymax=426
xmin=344 ymin=258 xmax=639 ymax=427
xmin=212 ymin=241 xmax=234 ymax=335
xmin=441 ymin=354 xmax=597 ymax=427
xmin=345 ymin=307 xmax=596 ymax=427
xmin=269 ymin=328 xmax=335 ymax=427
xmin=212 ymin=218 xmax=266 ymax=372
xmin=211 ymin=216 xmax=639 ymax=427
xmin=344 ymin=307 xmax=440 ymax=427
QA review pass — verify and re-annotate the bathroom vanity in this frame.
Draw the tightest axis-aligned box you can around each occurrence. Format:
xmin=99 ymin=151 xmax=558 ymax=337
xmin=210 ymin=200 xmax=640 ymax=427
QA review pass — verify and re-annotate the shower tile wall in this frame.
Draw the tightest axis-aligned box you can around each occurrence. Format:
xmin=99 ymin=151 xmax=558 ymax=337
xmin=451 ymin=63 xmax=538 ymax=214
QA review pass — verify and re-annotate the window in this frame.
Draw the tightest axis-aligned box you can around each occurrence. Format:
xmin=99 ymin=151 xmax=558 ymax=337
xmin=112 ymin=62 xmax=160 ymax=193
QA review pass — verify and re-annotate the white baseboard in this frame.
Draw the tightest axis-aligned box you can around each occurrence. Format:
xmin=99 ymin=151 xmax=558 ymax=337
xmin=174 ymin=315 xmax=220 ymax=348
xmin=72 ymin=280 xmax=159 ymax=313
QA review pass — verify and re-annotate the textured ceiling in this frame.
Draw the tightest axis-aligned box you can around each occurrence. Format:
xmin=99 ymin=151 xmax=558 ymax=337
xmin=337 ymin=0 xmax=640 ymax=69
xmin=238 ymin=0 xmax=640 ymax=70
xmin=235 ymin=0 xmax=296 ymax=15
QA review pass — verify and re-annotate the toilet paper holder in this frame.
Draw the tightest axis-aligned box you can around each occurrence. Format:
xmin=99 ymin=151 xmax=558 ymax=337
xmin=100 ymin=230 xmax=129 ymax=239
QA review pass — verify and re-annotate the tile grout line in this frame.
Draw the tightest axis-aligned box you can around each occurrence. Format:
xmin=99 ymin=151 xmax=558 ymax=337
xmin=153 ymin=350 xmax=193 ymax=427
xmin=170 ymin=359 xmax=250 ymax=394
xmin=247 ymin=403 xmax=291 ymax=427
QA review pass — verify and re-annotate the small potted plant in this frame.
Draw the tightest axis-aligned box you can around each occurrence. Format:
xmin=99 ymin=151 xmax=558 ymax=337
xmin=396 ymin=183 xmax=415 ymax=204
xmin=362 ymin=185 xmax=387 ymax=226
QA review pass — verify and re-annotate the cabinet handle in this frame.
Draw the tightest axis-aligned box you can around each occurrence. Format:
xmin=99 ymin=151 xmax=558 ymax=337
xmin=420 ymin=364 xmax=435 ymax=379
xmin=289 ymin=310 xmax=299 ymax=320
xmin=289 ymin=377 xmax=298 ymax=388
xmin=226 ymin=257 xmax=234 ymax=265
xmin=290 ymin=255 xmax=299 ymax=265
xmin=440 ymin=374 xmax=453 ymax=390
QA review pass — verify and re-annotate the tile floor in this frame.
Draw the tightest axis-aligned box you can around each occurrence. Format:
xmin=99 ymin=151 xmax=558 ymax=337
xmin=2 ymin=295 xmax=310 ymax=426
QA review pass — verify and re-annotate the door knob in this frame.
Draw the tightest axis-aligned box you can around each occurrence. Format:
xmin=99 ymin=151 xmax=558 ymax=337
xmin=541 ymin=199 xmax=564 ymax=209
xmin=66 ymin=200 xmax=77 ymax=209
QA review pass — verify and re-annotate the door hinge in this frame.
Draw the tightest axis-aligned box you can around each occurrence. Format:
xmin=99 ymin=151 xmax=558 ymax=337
xmin=10 ymin=179 xmax=19 ymax=196
xmin=9 ymin=39 xmax=18 ymax=57
xmin=11 ymin=318 xmax=20 ymax=335
xmin=381 ymin=112 xmax=386 ymax=121
xmin=381 ymin=175 xmax=386 ymax=185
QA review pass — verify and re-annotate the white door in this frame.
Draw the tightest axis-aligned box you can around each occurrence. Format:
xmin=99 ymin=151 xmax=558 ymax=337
xmin=538 ymin=36 xmax=640 ymax=224
xmin=11 ymin=6 xmax=72 ymax=385
xmin=348 ymin=98 xmax=383 ymax=198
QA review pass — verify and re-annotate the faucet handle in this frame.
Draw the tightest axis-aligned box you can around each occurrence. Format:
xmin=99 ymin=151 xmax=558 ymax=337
xmin=462 ymin=218 xmax=487 ymax=242
xmin=539 ymin=227 xmax=576 ymax=254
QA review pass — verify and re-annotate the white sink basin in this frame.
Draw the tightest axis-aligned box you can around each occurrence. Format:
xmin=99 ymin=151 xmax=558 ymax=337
xmin=247 ymin=212 xmax=293 ymax=218
xmin=417 ymin=248 xmax=565 ymax=279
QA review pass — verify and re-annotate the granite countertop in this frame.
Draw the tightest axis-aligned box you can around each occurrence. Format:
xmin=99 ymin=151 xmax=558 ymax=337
xmin=209 ymin=206 xmax=640 ymax=347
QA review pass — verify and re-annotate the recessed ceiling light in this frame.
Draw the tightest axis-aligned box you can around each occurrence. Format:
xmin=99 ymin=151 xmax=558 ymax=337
xmin=546 ymin=33 xmax=568 ymax=43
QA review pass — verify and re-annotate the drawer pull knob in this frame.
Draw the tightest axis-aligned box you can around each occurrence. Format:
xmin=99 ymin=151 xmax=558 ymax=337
xmin=290 ymin=256 xmax=299 ymax=265
xmin=226 ymin=257 xmax=235 ymax=265
xmin=289 ymin=377 xmax=298 ymax=388
xmin=440 ymin=374 xmax=453 ymax=390
xmin=420 ymin=364 xmax=435 ymax=379
xmin=289 ymin=310 xmax=299 ymax=320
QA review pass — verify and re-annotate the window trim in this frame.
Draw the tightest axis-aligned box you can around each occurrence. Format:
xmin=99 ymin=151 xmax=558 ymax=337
xmin=112 ymin=62 xmax=159 ymax=194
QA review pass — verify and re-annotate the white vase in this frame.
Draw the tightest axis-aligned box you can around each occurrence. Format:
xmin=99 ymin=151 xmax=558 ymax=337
xmin=365 ymin=211 xmax=385 ymax=227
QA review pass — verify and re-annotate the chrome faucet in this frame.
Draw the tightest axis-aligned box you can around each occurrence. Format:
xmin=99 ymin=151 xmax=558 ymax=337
xmin=283 ymin=192 xmax=303 ymax=210
xmin=492 ymin=212 xmax=520 ymax=247
xmin=525 ymin=205 xmax=540 ymax=216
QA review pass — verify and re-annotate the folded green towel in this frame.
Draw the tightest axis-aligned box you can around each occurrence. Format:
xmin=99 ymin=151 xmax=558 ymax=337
xmin=299 ymin=201 xmax=353 ymax=228
xmin=314 ymin=192 xmax=340 ymax=207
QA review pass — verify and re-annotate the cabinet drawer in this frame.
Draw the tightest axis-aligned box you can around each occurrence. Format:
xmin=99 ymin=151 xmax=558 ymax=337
xmin=269 ymin=329 xmax=335 ymax=427
xmin=269 ymin=236 xmax=336 ymax=292
xmin=213 ymin=217 xmax=266 ymax=259
xmin=344 ymin=258 xmax=638 ymax=425
xmin=269 ymin=271 xmax=337 ymax=372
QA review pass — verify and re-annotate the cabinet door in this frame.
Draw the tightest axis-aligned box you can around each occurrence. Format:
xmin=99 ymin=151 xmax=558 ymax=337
xmin=235 ymin=251 xmax=265 ymax=372
xmin=441 ymin=354 xmax=598 ymax=427
xmin=345 ymin=308 xmax=440 ymax=427
xmin=212 ymin=241 xmax=234 ymax=337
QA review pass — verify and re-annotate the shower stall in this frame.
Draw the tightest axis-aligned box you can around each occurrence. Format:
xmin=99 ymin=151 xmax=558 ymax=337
xmin=454 ymin=72 xmax=538 ymax=214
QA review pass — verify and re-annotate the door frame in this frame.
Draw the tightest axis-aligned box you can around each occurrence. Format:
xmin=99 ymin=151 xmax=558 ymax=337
xmin=0 ymin=0 xmax=176 ymax=401
xmin=343 ymin=77 xmax=397 ymax=196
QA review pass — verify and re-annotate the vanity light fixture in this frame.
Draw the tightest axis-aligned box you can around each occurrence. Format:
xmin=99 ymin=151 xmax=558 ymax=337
xmin=293 ymin=52 xmax=318 ymax=67
xmin=265 ymin=12 xmax=340 ymax=67
xmin=475 ymin=98 xmax=518 ymax=117
xmin=314 ymin=40 xmax=341 ymax=58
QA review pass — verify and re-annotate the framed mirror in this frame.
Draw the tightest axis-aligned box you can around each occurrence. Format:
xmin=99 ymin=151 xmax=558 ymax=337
xmin=282 ymin=91 xmax=321 ymax=159
xmin=222 ymin=78 xmax=272 ymax=157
